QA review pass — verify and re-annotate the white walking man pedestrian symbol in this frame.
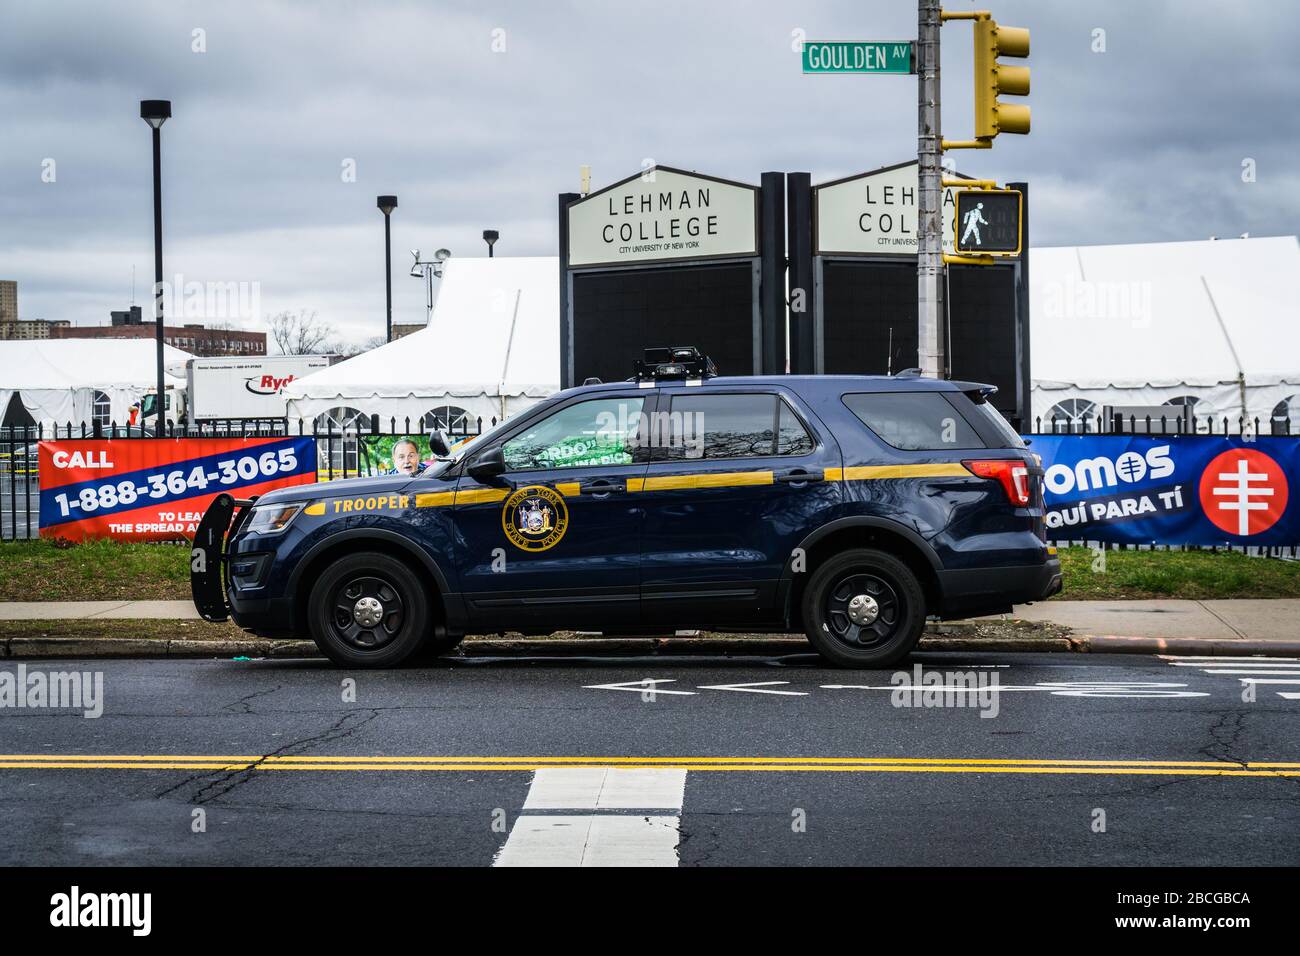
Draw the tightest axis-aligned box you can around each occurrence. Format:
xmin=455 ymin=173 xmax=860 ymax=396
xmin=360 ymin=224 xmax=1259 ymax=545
xmin=1212 ymin=458 xmax=1274 ymax=536
xmin=961 ymin=202 xmax=988 ymax=246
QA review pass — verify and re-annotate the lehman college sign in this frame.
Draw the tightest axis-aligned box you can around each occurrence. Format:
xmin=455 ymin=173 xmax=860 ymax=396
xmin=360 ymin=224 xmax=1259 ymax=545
xmin=567 ymin=166 xmax=759 ymax=267
xmin=815 ymin=160 xmax=967 ymax=256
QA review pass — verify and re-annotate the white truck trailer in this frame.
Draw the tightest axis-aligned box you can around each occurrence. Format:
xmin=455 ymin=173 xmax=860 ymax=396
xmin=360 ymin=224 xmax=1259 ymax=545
xmin=145 ymin=355 xmax=331 ymax=428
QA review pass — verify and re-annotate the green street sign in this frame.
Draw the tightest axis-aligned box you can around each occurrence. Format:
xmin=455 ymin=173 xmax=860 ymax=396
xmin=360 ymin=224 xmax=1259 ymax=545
xmin=802 ymin=41 xmax=915 ymax=74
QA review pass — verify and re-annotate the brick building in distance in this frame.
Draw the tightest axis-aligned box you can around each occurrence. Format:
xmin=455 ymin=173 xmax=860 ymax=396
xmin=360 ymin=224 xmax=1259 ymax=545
xmin=0 ymin=279 xmax=74 ymax=339
xmin=50 ymin=306 xmax=266 ymax=356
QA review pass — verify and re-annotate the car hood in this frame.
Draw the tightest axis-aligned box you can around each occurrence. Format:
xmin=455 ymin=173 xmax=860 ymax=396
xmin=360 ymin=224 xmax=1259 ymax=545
xmin=252 ymin=471 xmax=451 ymax=506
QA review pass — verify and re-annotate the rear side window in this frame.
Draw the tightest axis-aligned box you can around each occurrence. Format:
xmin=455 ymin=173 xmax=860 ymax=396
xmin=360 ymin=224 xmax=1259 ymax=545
xmin=966 ymin=398 xmax=1026 ymax=448
xmin=666 ymin=393 xmax=814 ymax=460
xmin=843 ymin=392 xmax=984 ymax=451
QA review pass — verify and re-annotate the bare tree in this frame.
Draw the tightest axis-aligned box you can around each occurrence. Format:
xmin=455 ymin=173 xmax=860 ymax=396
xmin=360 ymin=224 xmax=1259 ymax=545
xmin=338 ymin=334 xmax=389 ymax=358
xmin=268 ymin=309 xmax=337 ymax=355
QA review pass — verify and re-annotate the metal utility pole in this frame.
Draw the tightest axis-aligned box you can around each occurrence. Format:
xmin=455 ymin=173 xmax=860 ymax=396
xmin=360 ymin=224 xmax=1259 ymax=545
xmin=140 ymin=99 xmax=172 ymax=437
xmin=917 ymin=0 xmax=945 ymax=379
xmin=377 ymin=196 xmax=398 ymax=341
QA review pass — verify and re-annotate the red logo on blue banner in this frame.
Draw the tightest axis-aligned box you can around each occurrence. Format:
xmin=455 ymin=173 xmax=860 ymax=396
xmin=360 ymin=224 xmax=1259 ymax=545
xmin=1198 ymin=447 xmax=1289 ymax=537
xmin=38 ymin=437 xmax=317 ymax=542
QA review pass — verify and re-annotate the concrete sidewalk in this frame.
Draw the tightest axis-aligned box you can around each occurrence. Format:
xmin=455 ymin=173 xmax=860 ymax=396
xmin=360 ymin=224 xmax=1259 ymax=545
xmin=0 ymin=600 xmax=202 ymax=621
xmin=1 ymin=598 xmax=1298 ymax=641
xmin=976 ymin=599 xmax=1300 ymax=642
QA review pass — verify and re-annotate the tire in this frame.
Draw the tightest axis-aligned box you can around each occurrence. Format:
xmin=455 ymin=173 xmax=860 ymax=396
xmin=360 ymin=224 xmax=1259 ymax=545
xmin=801 ymin=548 xmax=927 ymax=668
xmin=307 ymin=552 xmax=432 ymax=668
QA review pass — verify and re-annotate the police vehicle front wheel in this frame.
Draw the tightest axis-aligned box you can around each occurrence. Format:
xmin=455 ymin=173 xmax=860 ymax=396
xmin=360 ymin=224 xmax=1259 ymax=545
xmin=802 ymin=548 xmax=926 ymax=668
xmin=308 ymin=552 xmax=432 ymax=668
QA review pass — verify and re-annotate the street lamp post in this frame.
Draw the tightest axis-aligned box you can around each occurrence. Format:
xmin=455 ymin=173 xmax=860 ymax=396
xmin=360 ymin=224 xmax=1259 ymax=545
xmin=483 ymin=229 xmax=499 ymax=257
xmin=377 ymin=196 xmax=398 ymax=341
xmin=140 ymin=99 xmax=171 ymax=437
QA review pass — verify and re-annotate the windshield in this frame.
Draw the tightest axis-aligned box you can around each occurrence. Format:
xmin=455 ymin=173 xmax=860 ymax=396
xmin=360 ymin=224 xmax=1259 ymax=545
xmin=445 ymin=398 xmax=560 ymax=464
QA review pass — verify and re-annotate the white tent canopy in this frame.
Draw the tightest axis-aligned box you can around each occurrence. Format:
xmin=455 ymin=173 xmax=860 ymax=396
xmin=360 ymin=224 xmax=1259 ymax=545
xmin=284 ymin=256 xmax=559 ymax=432
xmin=1029 ymin=235 xmax=1300 ymax=429
xmin=0 ymin=339 xmax=192 ymax=430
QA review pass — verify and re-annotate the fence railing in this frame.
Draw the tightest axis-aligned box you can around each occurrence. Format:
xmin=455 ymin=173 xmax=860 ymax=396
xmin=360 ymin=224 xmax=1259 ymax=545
xmin=1031 ymin=413 xmax=1291 ymax=436
xmin=3 ymin=414 xmax=1296 ymax=555
xmin=0 ymin=415 xmax=495 ymax=541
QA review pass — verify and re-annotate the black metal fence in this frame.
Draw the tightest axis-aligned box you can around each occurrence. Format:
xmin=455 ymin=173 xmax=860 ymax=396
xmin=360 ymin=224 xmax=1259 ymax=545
xmin=1032 ymin=413 xmax=1292 ymax=435
xmin=0 ymin=415 xmax=494 ymax=541
xmin=3 ymin=414 xmax=1296 ymax=558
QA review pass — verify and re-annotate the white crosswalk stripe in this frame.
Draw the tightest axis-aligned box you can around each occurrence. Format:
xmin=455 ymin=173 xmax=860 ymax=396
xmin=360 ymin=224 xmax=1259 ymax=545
xmin=494 ymin=767 xmax=686 ymax=867
xmin=1159 ymin=655 xmax=1300 ymax=701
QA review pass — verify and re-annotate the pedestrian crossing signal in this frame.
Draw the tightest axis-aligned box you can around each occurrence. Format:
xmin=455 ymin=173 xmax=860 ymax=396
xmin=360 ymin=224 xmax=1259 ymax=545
xmin=954 ymin=189 xmax=1022 ymax=256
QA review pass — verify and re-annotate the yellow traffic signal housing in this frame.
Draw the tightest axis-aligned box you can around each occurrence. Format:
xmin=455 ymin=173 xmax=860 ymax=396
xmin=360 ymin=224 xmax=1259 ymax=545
xmin=974 ymin=18 xmax=1030 ymax=138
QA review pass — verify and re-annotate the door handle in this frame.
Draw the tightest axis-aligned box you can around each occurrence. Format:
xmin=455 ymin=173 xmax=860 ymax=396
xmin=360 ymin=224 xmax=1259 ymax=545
xmin=580 ymin=479 xmax=626 ymax=497
xmin=775 ymin=469 xmax=823 ymax=486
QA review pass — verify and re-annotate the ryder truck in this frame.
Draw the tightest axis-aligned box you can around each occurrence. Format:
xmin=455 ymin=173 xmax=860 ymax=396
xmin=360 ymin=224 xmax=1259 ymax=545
xmin=144 ymin=355 xmax=331 ymax=428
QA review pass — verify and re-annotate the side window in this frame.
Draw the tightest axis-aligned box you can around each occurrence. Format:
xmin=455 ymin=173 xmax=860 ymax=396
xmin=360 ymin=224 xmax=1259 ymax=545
xmin=843 ymin=392 xmax=984 ymax=451
xmin=502 ymin=396 xmax=644 ymax=471
xmin=666 ymin=393 xmax=813 ymax=460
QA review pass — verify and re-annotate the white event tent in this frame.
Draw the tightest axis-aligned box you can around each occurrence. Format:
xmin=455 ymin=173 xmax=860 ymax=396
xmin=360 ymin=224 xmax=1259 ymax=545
xmin=0 ymin=339 xmax=192 ymax=430
xmin=280 ymin=236 xmax=1300 ymax=436
xmin=1029 ymin=235 xmax=1300 ymax=430
xmin=283 ymin=256 xmax=559 ymax=433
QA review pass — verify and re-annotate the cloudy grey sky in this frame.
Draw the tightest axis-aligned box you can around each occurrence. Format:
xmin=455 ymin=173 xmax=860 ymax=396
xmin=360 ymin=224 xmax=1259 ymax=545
xmin=3 ymin=0 xmax=1297 ymax=345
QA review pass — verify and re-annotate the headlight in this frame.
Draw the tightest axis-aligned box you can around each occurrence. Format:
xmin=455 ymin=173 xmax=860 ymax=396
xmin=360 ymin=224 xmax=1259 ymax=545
xmin=245 ymin=502 xmax=305 ymax=535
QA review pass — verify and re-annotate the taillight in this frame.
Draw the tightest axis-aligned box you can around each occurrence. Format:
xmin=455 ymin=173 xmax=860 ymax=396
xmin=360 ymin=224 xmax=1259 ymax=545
xmin=962 ymin=459 xmax=1032 ymax=506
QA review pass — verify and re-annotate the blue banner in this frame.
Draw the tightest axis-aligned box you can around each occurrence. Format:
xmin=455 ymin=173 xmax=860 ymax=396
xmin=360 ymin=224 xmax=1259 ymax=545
xmin=1029 ymin=435 xmax=1299 ymax=545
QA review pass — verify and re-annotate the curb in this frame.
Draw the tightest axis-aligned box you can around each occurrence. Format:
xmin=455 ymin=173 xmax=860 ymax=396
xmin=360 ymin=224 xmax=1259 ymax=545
xmin=3 ymin=634 xmax=1299 ymax=660
xmin=1070 ymin=635 xmax=1300 ymax=656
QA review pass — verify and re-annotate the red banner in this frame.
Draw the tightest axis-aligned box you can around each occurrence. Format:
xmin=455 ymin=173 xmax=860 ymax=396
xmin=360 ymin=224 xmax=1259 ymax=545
xmin=39 ymin=437 xmax=318 ymax=542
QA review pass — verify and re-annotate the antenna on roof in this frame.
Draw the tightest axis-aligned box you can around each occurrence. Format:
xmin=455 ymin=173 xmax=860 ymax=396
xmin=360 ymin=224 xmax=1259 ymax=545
xmin=130 ymin=265 xmax=135 ymax=307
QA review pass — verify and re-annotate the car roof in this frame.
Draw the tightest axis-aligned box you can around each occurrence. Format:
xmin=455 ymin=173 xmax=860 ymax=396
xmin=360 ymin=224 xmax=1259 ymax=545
xmin=570 ymin=374 xmax=981 ymax=395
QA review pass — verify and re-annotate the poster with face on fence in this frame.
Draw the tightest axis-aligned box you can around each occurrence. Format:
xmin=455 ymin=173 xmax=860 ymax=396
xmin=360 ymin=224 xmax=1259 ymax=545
xmin=1030 ymin=435 xmax=1298 ymax=545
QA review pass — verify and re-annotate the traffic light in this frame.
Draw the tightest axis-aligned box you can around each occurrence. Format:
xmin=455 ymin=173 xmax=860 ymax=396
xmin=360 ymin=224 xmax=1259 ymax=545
xmin=974 ymin=18 xmax=1030 ymax=138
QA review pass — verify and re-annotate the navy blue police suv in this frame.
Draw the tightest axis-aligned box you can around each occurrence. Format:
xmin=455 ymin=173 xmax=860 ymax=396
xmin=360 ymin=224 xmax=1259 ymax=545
xmin=192 ymin=347 xmax=1060 ymax=669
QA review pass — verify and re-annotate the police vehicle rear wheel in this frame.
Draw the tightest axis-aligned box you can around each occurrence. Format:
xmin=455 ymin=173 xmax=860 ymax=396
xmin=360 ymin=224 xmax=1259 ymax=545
xmin=308 ymin=552 xmax=431 ymax=668
xmin=802 ymin=548 xmax=926 ymax=668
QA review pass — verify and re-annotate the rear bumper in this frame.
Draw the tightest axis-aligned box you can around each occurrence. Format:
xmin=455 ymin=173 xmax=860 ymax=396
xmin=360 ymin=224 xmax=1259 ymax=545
xmin=936 ymin=558 xmax=1062 ymax=618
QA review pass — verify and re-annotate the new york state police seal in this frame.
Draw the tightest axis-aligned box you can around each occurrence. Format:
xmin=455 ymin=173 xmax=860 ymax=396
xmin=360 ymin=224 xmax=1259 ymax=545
xmin=501 ymin=485 xmax=569 ymax=552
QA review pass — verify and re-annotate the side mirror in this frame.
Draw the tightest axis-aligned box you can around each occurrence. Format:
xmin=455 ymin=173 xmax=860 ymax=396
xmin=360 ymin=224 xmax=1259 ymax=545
xmin=428 ymin=428 xmax=451 ymax=458
xmin=468 ymin=445 xmax=506 ymax=481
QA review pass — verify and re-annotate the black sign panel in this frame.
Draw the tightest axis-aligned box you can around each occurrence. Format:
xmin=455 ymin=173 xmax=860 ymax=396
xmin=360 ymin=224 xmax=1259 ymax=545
xmin=820 ymin=259 xmax=1021 ymax=422
xmin=954 ymin=189 xmax=1021 ymax=255
xmin=571 ymin=264 xmax=754 ymax=385
xmin=822 ymin=260 xmax=916 ymax=376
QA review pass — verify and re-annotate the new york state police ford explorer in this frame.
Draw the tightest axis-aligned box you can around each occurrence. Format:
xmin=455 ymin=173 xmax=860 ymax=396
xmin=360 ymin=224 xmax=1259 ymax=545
xmin=191 ymin=348 xmax=1061 ymax=669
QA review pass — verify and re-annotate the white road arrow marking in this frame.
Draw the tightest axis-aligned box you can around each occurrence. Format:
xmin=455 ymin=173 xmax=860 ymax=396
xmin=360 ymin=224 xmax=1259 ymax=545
xmin=820 ymin=681 xmax=1208 ymax=699
xmin=697 ymin=681 xmax=807 ymax=696
xmin=582 ymin=678 xmax=695 ymax=695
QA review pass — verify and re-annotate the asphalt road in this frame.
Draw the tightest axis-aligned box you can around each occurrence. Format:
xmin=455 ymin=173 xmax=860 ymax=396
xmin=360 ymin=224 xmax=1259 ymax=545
xmin=1 ymin=649 xmax=1297 ymax=866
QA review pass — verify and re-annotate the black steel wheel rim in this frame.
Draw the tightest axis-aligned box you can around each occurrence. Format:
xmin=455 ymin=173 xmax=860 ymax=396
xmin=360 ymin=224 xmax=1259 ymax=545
xmin=328 ymin=575 xmax=405 ymax=650
xmin=824 ymin=572 xmax=901 ymax=648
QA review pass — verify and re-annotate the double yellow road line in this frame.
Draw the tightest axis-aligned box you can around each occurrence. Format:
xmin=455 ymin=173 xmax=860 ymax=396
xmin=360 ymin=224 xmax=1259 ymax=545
xmin=1 ymin=755 xmax=1297 ymax=777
